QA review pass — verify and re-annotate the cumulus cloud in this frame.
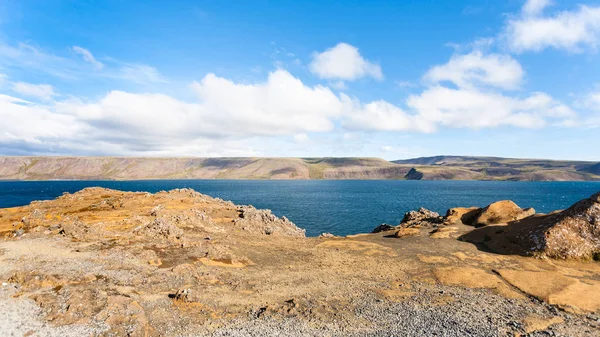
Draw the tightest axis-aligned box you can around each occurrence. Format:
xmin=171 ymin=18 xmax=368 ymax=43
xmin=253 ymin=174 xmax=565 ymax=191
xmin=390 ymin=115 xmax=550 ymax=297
xmin=522 ymin=0 xmax=552 ymax=17
xmin=423 ymin=51 xmax=524 ymax=90
xmin=190 ymin=70 xmax=344 ymax=134
xmin=505 ymin=1 xmax=600 ymax=52
xmin=0 ymin=70 xmax=348 ymax=155
xmin=309 ymin=43 xmax=383 ymax=81
xmin=11 ymin=82 xmax=57 ymax=100
xmin=0 ymin=63 xmax=581 ymax=156
xmin=72 ymin=46 xmax=104 ymax=70
xmin=343 ymin=99 xmax=432 ymax=133
xmin=407 ymin=86 xmax=574 ymax=130
xmin=402 ymin=48 xmax=577 ymax=130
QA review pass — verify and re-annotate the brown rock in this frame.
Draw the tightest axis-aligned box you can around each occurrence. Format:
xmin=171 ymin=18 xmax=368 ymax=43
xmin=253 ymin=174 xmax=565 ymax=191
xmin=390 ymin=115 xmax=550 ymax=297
xmin=474 ymin=200 xmax=534 ymax=226
xmin=394 ymin=228 xmax=420 ymax=238
xmin=461 ymin=192 xmax=600 ymax=259
xmin=445 ymin=207 xmax=480 ymax=225
xmin=530 ymin=193 xmax=600 ymax=259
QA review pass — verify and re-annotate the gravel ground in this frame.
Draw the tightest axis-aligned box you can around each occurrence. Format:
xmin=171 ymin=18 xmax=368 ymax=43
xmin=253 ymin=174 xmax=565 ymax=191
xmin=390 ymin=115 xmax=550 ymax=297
xmin=201 ymin=284 xmax=597 ymax=337
xmin=0 ymin=285 xmax=105 ymax=337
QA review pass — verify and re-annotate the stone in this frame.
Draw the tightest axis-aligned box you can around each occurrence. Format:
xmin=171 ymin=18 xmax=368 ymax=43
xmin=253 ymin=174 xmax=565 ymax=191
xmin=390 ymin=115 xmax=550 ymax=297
xmin=399 ymin=208 xmax=443 ymax=228
xmin=318 ymin=233 xmax=335 ymax=238
xmin=474 ymin=200 xmax=534 ymax=226
xmin=394 ymin=228 xmax=420 ymax=238
xmin=445 ymin=207 xmax=480 ymax=225
xmin=372 ymin=224 xmax=396 ymax=233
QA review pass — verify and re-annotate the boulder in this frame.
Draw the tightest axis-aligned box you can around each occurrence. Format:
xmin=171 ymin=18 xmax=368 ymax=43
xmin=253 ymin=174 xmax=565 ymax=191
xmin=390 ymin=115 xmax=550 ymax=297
xmin=529 ymin=192 xmax=600 ymax=259
xmin=445 ymin=207 xmax=480 ymax=225
xmin=372 ymin=224 xmax=396 ymax=233
xmin=462 ymin=192 xmax=600 ymax=259
xmin=473 ymin=200 xmax=534 ymax=226
xmin=400 ymin=208 xmax=443 ymax=228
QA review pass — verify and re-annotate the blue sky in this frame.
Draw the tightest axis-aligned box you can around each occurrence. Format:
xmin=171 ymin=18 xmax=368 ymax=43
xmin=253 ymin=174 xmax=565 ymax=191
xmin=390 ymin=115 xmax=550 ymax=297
xmin=0 ymin=0 xmax=599 ymax=160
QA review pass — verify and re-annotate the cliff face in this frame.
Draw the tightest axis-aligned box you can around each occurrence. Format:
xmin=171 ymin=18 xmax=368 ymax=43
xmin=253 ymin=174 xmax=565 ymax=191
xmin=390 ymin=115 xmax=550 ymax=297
xmin=0 ymin=156 xmax=599 ymax=181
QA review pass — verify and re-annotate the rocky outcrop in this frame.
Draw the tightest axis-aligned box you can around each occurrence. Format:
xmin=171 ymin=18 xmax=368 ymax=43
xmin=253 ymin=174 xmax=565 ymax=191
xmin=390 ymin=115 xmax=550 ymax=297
xmin=234 ymin=206 xmax=305 ymax=237
xmin=400 ymin=208 xmax=444 ymax=228
xmin=371 ymin=208 xmax=445 ymax=235
xmin=472 ymin=200 xmax=534 ymax=226
xmin=523 ymin=192 xmax=600 ymax=259
xmin=404 ymin=168 xmax=424 ymax=180
xmin=462 ymin=192 xmax=600 ymax=260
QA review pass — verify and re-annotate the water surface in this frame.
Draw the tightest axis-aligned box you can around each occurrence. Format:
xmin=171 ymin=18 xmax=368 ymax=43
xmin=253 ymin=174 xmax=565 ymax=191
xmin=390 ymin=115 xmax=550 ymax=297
xmin=1 ymin=180 xmax=598 ymax=236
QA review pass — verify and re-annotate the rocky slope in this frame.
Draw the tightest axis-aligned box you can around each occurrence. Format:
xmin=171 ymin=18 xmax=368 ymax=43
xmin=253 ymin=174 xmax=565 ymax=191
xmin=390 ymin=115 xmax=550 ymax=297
xmin=1 ymin=156 xmax=599 ymax=181
xmin=1 ymin=188 xmax=600 ymax=336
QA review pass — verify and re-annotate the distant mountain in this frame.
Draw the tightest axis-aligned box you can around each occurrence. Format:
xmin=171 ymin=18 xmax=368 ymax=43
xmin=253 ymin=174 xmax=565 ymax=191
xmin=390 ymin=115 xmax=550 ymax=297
xmin=393 ymin=156 xmax=600 ymax=181
xmin=0 ymin=156 xmax=598 ymax=181
xmin=580 ymin=162 xmax=600 ymax=175
xmin=0 ymin=157 xmax=410 ymax=181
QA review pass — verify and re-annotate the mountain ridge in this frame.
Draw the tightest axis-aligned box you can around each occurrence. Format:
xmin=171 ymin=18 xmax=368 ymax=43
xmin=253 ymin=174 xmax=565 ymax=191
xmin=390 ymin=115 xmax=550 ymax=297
xmin=0 ymin=156 xmax=598 ymax=181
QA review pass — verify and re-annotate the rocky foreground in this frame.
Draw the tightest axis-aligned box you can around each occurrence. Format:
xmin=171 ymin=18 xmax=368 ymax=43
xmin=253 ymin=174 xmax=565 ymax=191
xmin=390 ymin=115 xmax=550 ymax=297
xmin=1 ymin=188 xmax=600 ymax=336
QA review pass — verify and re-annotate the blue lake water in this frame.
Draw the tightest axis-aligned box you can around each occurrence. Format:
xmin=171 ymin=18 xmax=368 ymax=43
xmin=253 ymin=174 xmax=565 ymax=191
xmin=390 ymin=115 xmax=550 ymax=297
xmin=0 ymin=180 xmax=599 ymax=237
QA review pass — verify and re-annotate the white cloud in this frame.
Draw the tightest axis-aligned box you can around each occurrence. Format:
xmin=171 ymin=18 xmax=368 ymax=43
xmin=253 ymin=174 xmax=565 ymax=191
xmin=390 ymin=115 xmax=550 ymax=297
xmin=343 ymin=99 xmax=433 ymax=132
xmin=293 ymin=133 xmax=310 ymax=143
xmin=309 ymin=43 xmax=383 ymax=81
xmin=398 ymin=48 xmax=577 ymax=130
xmin=116 ymin=64 xmax=166 ymax=84
xmin=423 ymin=51 xmax=524 ymax=90
xmin=0 ymin=63 xmax=582 ymax=156
xmin=0 ymin=70 xmax=349 ymax=155
xmin=190 ymin=69 xmax=344 ymax=134
xmin=11 ymin=82 xmax=57 ymax=100
xmin=522 ymin=0 xmax=552 ymax=17
xmin=505 ymin=2 xmax=600 ymax=52
xmin=72 ymin=46 xmax=104 ymax=70
xmin=0 ymin=40 xmax=164 ymax=84
xmin=0 ymin=94 xmax=85 ymax=146
xmin=407 ymin=86 xmax=575 ymax=130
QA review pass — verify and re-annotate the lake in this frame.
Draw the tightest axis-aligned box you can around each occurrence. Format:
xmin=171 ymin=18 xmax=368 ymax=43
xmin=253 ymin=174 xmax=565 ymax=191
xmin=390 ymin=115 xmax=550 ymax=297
xmin=0 ymin=180 xmax=598 ymax=236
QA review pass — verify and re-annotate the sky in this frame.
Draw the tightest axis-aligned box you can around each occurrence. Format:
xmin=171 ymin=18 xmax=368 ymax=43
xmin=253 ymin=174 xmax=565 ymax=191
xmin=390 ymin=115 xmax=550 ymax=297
xmin=0 ymin=0 xmax=599 ymax=160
